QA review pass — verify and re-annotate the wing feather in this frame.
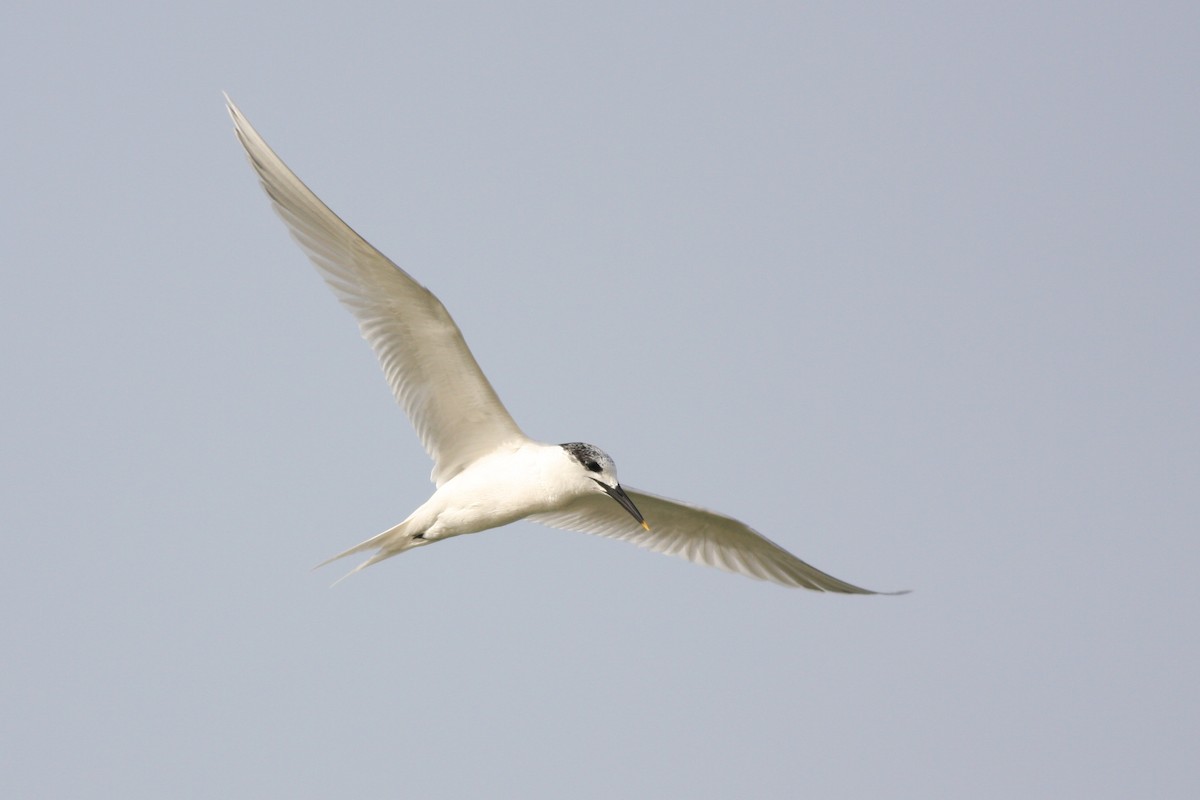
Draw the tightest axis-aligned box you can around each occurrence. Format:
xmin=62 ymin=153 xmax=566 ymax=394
xmin=226 ymin=97 xmax=527 ymax=485
xmin=533 ymin=489 xmax=904 ymax=593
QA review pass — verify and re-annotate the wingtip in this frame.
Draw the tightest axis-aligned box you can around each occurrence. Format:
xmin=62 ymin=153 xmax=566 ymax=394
xmin=222 ymin=92 xmax=247 ymax=128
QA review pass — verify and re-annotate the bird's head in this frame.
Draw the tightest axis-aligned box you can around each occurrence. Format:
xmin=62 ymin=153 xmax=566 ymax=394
xmin=559 ymin=442 xmax=649 ymax=530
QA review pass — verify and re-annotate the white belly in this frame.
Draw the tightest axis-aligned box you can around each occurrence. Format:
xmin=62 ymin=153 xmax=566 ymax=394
xmin=412 ymin=442 xmax=575 ymax=539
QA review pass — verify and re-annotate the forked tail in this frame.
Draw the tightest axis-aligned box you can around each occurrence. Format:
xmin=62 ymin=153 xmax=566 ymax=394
xmin=313 ymin=519 xmax=428 ymax=585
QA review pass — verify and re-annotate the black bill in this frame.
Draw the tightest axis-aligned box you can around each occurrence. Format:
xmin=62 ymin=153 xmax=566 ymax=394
xmin=596 ymin=480 xmax=650 ymax=531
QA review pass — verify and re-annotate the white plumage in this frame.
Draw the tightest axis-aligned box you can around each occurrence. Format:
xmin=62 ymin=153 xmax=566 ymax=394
xmin=227 ymin=95 xmax=903 ymax=594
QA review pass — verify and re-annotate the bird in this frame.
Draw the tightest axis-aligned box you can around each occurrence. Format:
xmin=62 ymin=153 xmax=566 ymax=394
xmin=226 ymin=95 xmax=904 ymax=594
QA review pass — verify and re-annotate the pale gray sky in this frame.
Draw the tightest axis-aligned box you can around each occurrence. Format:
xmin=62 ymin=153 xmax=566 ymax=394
xmin=2 ymin=2 xmax=1197 ymax=798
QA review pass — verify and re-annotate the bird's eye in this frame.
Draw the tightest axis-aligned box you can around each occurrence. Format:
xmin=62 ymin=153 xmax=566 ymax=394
xmin=585 ymin=460 xmax=602 ymax=472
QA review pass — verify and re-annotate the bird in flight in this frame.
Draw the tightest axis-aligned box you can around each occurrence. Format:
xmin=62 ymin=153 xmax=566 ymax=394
xmin=226 ymin=95 xmax=904 ymax=593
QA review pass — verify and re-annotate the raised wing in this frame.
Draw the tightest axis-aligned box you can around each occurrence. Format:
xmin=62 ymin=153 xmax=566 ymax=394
xmin=227 ymin=97 xmax=527 ymax=486
xmin=533 ymin=489 xmax=904 ymax=593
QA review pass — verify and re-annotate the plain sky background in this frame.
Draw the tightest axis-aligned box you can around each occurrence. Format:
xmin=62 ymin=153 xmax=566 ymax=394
xmin=2 ymin=2 xmax=1197 ymax=798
